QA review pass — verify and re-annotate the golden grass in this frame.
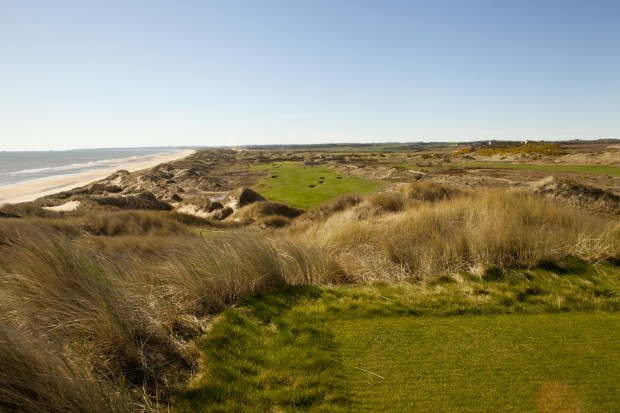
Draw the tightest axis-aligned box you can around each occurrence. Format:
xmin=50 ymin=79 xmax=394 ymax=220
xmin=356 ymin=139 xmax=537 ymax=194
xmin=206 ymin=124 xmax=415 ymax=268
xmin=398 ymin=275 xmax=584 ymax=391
xmin=78 ymin=210 xmax=188 ymax=236
xmin=1 ymin=182 xmax=619 ymax=411
xmin=231 ymin=200 xmax=304 ymax=223
xmin=0 ymin=202 xmax=60 ymax=219
xmin=0 ymin=320 xmax=131 ymax=412
xmin=293 ymin=187 xmax=619 ymax=281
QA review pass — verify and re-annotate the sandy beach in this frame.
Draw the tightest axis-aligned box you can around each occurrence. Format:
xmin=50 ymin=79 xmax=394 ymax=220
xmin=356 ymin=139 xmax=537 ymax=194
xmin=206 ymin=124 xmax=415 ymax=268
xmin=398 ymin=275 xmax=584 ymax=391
xmin=0 ymin=149 xmax=195 ymax=205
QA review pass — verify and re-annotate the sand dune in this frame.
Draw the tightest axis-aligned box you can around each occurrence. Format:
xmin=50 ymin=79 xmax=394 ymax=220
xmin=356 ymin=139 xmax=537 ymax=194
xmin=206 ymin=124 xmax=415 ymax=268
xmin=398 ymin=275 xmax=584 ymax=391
xmin=0 ymin=149 xmax=195 ymax=205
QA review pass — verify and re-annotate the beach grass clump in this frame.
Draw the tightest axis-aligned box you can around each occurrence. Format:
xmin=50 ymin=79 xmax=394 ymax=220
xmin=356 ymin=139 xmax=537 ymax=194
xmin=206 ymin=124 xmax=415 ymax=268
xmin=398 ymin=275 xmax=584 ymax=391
xmin=1 ymin=180 xmax=620 ymax=411
xmin=0 ymin=320 xmax=131 ymax=413
xmin=0 ymin=240 xmax=197 ymax=400
xmin=79 ymin=210 xmax=189 ymax=236
xmin=365 ymin=192 xmax=408 ymax=213
xmin=0 ymin=202 xmax=61 ymax=219
xmin=253 ymin=215 xmax=292 ymax=228
xmin=399 ymin=181 xmax=462 ymax=202
xmin=161 ymin=236 xmax=287 ymax=314
xmin=296 ymin=194 xmax=363 ymax=223
xmin=296 ymin=189 xmax=618 ymax=280
xmin=95 ymin=191 xmax=173 ymax=211
xmin=232 ymin=201 xmax=304 ymax=222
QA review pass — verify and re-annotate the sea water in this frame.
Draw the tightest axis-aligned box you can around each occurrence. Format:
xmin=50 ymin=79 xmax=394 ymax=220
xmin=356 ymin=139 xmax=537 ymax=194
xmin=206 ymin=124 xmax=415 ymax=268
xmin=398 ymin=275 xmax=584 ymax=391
xmin=0 ymin=148 xmax=181 ymax=187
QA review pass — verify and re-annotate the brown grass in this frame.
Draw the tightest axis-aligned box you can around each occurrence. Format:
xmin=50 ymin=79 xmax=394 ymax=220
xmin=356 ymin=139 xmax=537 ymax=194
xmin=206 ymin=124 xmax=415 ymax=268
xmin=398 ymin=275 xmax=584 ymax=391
xmin=232 ymin=201 xmax=304 ymax=223
xmin=296 ymin=194 xmax=363 ymax=222
xmin=0 ymin=320 xmax=131 ymax=412
xmin=78 ymin=210 xmax=188 ymax=236
xmin=1 ymin=183 xmax=619 ymax=411
xmin=294 ymin=189 xmax=619 ymax=281
xmin=0 ymin=202 xmax=61 ymax=219
xmin=399 ymin=181 xmax=462 ymax=202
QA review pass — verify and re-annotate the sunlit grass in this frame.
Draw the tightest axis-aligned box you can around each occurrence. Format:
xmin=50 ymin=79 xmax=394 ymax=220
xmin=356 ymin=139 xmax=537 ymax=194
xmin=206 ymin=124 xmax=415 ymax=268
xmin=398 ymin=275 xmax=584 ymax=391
xmin=450 ymin=162 xmax=620 ymax=176
xmin=252 ymin=162 xmax=380 ymax=209
xmin=174 ymin=264 xmax=620 ymax=412
xmin=338 ymin=313 xmax=620 ymax=412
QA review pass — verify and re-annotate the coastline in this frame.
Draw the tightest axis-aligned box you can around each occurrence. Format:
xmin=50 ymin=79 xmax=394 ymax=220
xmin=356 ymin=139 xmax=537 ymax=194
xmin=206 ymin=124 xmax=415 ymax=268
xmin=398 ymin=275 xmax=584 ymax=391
xmin=0 ymin=149 xmax=195 ymax=205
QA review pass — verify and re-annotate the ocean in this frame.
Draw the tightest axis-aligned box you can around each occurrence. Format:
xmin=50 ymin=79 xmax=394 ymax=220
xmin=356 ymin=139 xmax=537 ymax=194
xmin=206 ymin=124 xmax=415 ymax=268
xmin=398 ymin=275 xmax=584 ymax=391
xmin=0 ymin=148 xmax=182 ymax=187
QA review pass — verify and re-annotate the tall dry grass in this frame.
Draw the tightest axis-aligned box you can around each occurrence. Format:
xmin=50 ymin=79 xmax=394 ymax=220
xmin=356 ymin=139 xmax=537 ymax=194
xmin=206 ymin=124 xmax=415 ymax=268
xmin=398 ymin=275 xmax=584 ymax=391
xmin=77 ymin=210 xmax=189 ymax=236
xmin=0 ymin=320 xmax=131 ymax=413
xmin=294 ymin=188 xmax=620 ymax=281
xmin=1 ymin=183 xmax=619 ymax=411
xmin=0 ymin=222 xmax=343 ymax=411
xmin=0 ymin=239 xmax=196 ymax=406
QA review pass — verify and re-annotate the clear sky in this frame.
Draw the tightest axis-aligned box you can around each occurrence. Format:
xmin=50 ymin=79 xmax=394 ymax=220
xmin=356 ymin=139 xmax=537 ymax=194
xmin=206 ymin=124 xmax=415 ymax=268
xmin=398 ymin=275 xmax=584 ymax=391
xmin=1 ymin=0 xmax=618 ymax=150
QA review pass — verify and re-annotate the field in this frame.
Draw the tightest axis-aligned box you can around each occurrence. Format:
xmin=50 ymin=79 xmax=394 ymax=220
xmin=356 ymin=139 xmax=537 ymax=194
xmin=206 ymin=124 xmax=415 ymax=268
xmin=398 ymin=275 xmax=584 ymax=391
xmin=175 ymin=273 xmax=620 ymax=412
xmin=1 ymin=142 xmax=619 ymax=412
xmin=450 ymin=162 xmax=620 ymax=176
xmin=339 ymin=314 xmax=620 ymax=412
xmin=252 ymin=162 xmax=381 ymax=209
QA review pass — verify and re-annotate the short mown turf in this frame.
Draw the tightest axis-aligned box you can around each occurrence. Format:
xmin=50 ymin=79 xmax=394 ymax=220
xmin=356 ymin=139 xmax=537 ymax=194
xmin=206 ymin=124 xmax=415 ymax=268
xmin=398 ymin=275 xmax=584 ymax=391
xmin=337 ymin=313 xmax=620 ymax=412
xmin=174 ymin=266 xmax=620 ymax=412
xmin=252 ymin=162 xmax=380 ymax=209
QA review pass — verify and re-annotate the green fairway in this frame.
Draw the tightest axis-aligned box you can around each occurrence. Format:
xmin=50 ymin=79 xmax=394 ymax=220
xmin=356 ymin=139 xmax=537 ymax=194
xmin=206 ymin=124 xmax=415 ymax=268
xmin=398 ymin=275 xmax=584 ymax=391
xmin=174 ymin=265 xmax=620 ymax=412
xmin=450 ymin=162 xmax=620 ymax=176
xmin=252 ymin=162 xmax=381 ymax=209
xmin=337 ymin=313 xmax=620 ymax=412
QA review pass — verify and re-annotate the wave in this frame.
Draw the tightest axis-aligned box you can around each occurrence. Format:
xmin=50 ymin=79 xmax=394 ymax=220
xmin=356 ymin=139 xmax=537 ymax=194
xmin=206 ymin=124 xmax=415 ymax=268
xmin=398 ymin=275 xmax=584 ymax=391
xmin=9 ymin=166 xmax=57 ymax=175
xmin=6 ymin=152 xmax=171 ymax=177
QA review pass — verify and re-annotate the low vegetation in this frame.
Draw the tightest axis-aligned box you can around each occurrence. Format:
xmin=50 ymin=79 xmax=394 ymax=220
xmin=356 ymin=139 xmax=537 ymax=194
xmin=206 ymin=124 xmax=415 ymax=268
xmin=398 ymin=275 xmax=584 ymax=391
xmin=338 ymin=312 xmax=620 ymax=412
xmin=252 ymin=162 xmax=381 ymax=208
xmin=1 ymin=177 xmax=619 ymax=411
xmin=176 ymin=274 xmax=620 ymax=412
xmin=450 ymin=161 xmax=620 ymax=176
xmin=474 ymin=143 xmax=567 ymax=157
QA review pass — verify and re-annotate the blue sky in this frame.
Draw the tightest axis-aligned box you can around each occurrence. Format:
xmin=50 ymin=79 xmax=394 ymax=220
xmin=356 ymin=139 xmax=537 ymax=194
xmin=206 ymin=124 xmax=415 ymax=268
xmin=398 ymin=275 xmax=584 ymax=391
xmin=1 ymin=0 xmax=618 ymax=150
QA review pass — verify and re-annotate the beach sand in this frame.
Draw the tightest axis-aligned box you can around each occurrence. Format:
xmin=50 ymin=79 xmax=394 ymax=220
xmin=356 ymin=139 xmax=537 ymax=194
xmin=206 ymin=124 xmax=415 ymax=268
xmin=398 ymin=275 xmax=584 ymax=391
xmin=0 ymin=149 xmax=195 ymax=205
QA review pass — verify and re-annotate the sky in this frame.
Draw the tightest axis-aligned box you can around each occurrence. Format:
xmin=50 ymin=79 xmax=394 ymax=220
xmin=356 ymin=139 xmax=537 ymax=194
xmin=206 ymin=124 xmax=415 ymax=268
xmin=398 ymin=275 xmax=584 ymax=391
xmin=0 ymin=0 xmax=618 ymax=150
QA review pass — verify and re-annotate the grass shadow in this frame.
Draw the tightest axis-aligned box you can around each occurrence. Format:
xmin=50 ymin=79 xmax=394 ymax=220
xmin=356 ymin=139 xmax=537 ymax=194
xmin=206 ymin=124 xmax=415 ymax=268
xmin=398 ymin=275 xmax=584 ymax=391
xmin=174 ymin=284 xmax=351 ymax=413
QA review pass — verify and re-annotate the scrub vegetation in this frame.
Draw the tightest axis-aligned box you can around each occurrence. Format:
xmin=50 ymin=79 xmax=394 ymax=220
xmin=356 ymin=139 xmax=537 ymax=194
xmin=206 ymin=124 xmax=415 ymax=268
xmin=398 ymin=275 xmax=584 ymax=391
xmin=1 ymin=144 xmax=619 ymax=412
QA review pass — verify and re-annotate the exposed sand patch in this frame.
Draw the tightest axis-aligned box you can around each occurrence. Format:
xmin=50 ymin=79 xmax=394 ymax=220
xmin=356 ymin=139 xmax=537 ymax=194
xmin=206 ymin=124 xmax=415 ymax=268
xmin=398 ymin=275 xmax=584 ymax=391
xmin=43 ymin=200 xmax=81 ymax=212
xmin=0 ymin=150 xmax=195 ymax=205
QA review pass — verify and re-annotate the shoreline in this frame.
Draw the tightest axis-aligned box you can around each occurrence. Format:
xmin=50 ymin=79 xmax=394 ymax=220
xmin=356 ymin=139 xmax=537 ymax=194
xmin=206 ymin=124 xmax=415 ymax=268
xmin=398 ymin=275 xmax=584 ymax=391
xmin=0 ymin=149 xmax=195 ymax=205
